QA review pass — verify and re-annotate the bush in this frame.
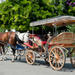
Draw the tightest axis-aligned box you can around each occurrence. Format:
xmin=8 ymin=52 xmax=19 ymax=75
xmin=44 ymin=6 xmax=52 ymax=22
xmin=0 ymin=27 xmax=5 ymax=32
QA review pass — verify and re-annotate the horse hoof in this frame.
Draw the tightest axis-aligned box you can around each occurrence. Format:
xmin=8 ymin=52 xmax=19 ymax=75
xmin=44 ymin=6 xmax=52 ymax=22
xmin=0 ymin=58 xmax=5 ymax=61
xmin=0 ymin=59 xmax=3 ymax=61
xmin=11 ymin=59 xmax=15 ymax=62
xmin=11 ymin=60 xmax=14 ymax=62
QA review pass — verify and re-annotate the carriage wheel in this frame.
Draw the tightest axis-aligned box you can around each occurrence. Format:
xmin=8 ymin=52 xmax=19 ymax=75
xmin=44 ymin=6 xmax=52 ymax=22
xmin=70 ymin=48 xmax=75 ymax=67
xmin=25 ymin=50 xmax=35 ymax=65
xmin=49 ymin=46 xmax=65 ymax=70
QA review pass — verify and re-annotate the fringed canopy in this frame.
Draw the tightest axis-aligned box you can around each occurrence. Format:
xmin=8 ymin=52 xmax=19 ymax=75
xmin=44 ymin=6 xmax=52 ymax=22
xmin=30 ymin=16 xmax=75 ymax=27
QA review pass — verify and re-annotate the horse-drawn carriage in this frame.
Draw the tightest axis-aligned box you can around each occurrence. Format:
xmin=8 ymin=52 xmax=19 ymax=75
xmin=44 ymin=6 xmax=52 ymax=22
xmin=0 ymin=16 xmax=75 ymax=71
xmin=24 ymin=16 xmax=75 ymax=70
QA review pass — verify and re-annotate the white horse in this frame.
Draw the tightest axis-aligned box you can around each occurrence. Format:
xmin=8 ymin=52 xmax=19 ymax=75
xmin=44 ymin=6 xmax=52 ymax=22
xmin=16 ymin=31 xmax=30 ymax=43
xmin=15 ymin=31 xmax=30 ymax=60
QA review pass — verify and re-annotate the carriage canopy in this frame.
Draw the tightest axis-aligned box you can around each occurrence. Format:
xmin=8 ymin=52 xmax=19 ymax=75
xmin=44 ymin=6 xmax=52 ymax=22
xmin=30 ymin=16 xmax=75 ymax=27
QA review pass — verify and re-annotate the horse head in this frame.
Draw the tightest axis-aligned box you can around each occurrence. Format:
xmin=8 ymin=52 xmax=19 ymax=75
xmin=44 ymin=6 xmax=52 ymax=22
xmin=16 ymin=31 xmax=30 ymax=43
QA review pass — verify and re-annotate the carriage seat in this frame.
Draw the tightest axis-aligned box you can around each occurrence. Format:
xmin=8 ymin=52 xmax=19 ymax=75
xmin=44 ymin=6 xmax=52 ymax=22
xmin=29 ymin=34 xmax=47 ymax=47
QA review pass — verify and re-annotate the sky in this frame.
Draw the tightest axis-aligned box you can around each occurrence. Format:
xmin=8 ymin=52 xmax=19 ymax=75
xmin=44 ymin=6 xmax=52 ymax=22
xmin=0 ymin=0 xmax=6 ymax=3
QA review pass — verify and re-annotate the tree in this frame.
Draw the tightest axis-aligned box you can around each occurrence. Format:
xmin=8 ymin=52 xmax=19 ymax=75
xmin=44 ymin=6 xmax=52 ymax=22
xmin=0 ymin=0 xmax=75 ymax=32
xmin=0 ymin=0 xmax=32 ymax=31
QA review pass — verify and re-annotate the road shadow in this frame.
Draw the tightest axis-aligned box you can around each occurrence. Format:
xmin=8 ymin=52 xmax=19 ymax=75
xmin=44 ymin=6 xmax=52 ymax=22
xmin=61 ymin=63 xmax=75 ymax=72
xmin=34 ymin=59 xmax=75 ymax=72
xmin=5 ymin=57 xmax=75 ymax=72
xmin=19 ymin=58 xmax=75 ymax=72
xmin=14 ymin=58 xmax=50 ymax=66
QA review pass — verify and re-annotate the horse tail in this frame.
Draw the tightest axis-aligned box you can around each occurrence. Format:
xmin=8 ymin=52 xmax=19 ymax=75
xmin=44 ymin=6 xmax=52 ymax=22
xmin=15 ymin=34 xmax=24 ymax=44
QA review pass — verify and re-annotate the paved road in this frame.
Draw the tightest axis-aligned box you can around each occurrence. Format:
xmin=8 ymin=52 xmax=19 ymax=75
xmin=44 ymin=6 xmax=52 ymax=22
xmin=0 ymin=56 xmax=75 ymax=75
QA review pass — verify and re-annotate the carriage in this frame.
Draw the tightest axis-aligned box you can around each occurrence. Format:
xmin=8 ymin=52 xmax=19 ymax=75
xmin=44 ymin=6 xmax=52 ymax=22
xmin=24 ymin=16 xmax=75 ymax=70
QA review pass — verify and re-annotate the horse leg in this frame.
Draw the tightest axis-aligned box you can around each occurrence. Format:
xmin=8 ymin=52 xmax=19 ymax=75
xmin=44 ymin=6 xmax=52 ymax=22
xmin=2 ymin=46 xmax=6 ymax=61
xmin=11 ymin=48 xmax=17 ymax=62
xmin=0 ymin=46 xmax=6 ymax=61
xmin=12 ymin=48 xmax=15 ymax=62
xmin=17 ymin=50 xmax=21 ymax=61
xmin=0 ymin=46 xmax=2 ymax=54
xmin=0 ymin=46 xmax=3 ymax=61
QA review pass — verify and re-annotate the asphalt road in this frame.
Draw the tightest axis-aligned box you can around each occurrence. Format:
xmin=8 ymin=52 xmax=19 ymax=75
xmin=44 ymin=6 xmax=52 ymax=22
xmin=0 ymin=55 xmax=75 ymax=75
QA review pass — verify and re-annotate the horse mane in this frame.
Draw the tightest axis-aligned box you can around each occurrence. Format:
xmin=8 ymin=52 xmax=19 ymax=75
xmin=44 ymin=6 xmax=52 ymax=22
xmin=15 ymin=34 xmax=24 ymax=44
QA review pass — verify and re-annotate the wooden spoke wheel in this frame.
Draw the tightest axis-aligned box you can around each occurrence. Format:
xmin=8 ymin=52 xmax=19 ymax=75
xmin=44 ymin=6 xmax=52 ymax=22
xmin=70 ymin=48 xmax=75 ymax=67
xmin=25 ymin=50 xmax=35 ymax=65
xmin=49 ymin=46 xmax=65 ymax=70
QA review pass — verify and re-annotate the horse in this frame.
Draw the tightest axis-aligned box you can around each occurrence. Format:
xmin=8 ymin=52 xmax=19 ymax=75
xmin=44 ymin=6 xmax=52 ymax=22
xmin=16 ymin=31 xmax=30 ymax=43
xmin=0 ymin=32 xmax=24 ymax=61
xmin=14 ymin=31 xmax=30 ymax=60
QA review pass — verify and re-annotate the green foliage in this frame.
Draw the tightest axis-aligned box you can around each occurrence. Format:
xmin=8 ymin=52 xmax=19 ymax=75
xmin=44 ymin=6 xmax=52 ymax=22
xmin=0 ymin=0 xmax=31 ymax=31
xmin=67 ymin=24 xmax=75 ymax=33
xmin=0 ymin=0 xmax=75 ymax=32
xmin=68 ymin=6 xmax=75 ymax=15
xmin=0 ymin=27 xmax=5 ymax=32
